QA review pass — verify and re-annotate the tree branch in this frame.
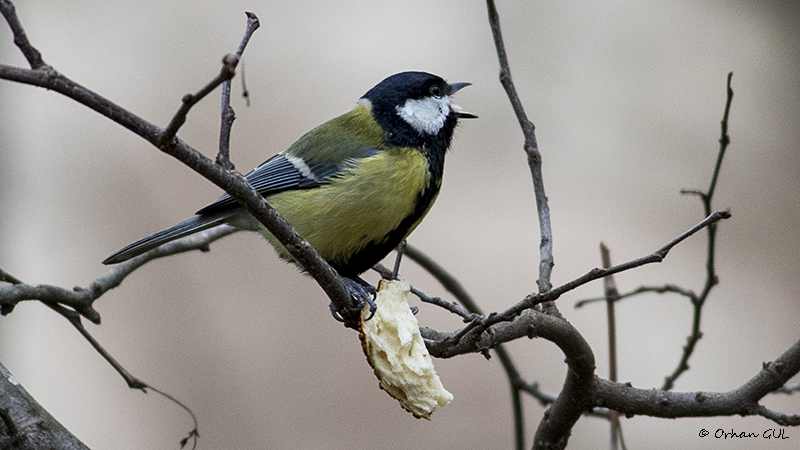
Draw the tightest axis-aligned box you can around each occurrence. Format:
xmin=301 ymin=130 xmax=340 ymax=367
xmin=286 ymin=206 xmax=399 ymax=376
xmin=756 ymin=405 xmax=800 ymax=427
xmin=600 ymin=244 xmax=622 ymax=450
xmin=486 ymin=0 xmax=552 ymax=297
xmin=0 ymin=226 xmax=239 ymax=320
xmin=422 ymin=310 xmax=596 ymax=449
xmin=664 ymin=72 xmax=733 ymax=390
xmin=0 ymin=0 xmax=44 ymax=69
xmin=574 ymin=284 xmax=697 ymax=308
xmin=217 ymin=11 xmax=260 ymax=170
xmin=530 ymin=314 xmax=596 ymax=450
xmin=423 ymin=313 xmax=800 ymax=427
xmin=572 ymin=73 xmax=735 ymax=395
xmin=402 ymin=244 xmax=483 ymax=316
xmin=162 ymin=54 xmax=239 ymax=147
xmin=486 ymin=0 xmax=558 ymax=444
xmin=371 ymin=262 xmax=477 ymax=321
xmin=416 ymin=213 xmax=728 ymax=381
xmin=0 ymin=4 xmax=359 ymax=326
xmin=595 ymin=338 xmax=800 ymax=425
xmin=401 ymin=244 xmax=530 ymax=448
xmin=3 ymin=3 xmax=793 ymax=450
xmin=0 ymin=362 xmax=90 ymax=450
xmin=480 ymin=211 xmax=729 ymax=333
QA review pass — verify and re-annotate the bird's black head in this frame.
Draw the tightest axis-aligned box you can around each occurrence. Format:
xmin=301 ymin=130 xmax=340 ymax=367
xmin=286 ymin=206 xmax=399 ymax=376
xmin=360 ymin=71 xmax=474 ymax=148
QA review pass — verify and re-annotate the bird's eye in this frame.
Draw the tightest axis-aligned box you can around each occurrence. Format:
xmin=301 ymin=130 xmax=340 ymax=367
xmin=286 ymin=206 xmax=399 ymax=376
xmin=429 ymin=84 xmax=443 ymax=98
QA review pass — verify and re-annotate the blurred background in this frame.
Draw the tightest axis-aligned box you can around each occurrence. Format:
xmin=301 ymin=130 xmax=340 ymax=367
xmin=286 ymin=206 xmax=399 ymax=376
xmin=1 ymin=1 xmax=799 ymax=449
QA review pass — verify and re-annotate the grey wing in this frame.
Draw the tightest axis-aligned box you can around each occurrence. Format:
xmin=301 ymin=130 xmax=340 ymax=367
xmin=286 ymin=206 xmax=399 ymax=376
xmin=104 ymin=147 xmax=377 ymax=264
xmin=104 ymin=149 xmax=372 ymax=264
xmin=195 ymin=152 xmax=357 ymax=216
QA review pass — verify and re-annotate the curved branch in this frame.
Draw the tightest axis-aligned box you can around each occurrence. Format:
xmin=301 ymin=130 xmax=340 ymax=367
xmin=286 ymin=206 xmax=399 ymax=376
xmin=422 ymin=310 xmax=596 ymax=449
xmin=415 ymin=211 xmax=729 ymax=449
xmin=530 ymin=315 xmax=596 ymax=450
xmin=425 ymin=311 xmax=800 ymax=428
xmin=595 ymin=339 xmax=800 ymax=425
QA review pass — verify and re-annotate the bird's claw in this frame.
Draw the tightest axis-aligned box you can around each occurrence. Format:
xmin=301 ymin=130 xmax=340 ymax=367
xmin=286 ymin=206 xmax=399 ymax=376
xmin=329 ymin=278 xmax=377 ymax=322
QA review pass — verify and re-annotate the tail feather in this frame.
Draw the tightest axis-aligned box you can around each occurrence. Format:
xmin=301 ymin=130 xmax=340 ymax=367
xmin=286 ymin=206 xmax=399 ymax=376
xmin=103 ymin=214 xmax=228 ymax=264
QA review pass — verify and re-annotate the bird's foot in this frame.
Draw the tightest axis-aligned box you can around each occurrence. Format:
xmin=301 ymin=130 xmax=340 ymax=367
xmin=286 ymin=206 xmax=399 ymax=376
xmin=329 ymin=277 xmax=377 ymax=322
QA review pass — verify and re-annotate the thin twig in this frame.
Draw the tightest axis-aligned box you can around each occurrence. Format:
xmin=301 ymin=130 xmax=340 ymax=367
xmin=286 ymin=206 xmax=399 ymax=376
xmin=420 ymin=211 xmax=730 ymax=361
xmin=403 ymin=244 xmax=483 ymax=315
xmin=162 ymin=54 xmax=239 ymax=148
xmin=0 ymin=226 xmax=239 ymax=320
xmin=600 ymin=243 xmax=621 ymax=450
xmin=707 ymin=72 xmax=734 ymax=202
xmin=756 ymin=405 xmax=800 ymax=427
xmin=487 ymin=1 xmax=563 ymax=444
xmin=498 ymin=211 xmax=730 ymax=323
xmin=0 ymin=268 xmax=23 ymax=285
xmin=411 ymin=287 xmax=475 ymax=321
xmin=218 ymin=91 xmax=237 ymax=170
xmin=3 ymin=269 xmax=151 ymax=394
xmin=0 ymin=0 xmax=44 ymax=69
xmin=371 ymin=262 xmax=477 ymax=321
xmin=217 ymin=12 xmax=260 ymax=170
xmin=1 ymin=227 xmax=240 ymax=407
xmin=574 ymin=284 xmax=697 ymax=308
xmin=663 ymin=72 xmax=734 ymax=391
xmin=147 ymin=385 xmax=200 ymax=450
xmin=45 ymin=302 xmax=147 ymax=390
xmin=486 ymin=0 xmax=552 ymax=298
xmin=773 ymin=383 xmax=800 ymax=395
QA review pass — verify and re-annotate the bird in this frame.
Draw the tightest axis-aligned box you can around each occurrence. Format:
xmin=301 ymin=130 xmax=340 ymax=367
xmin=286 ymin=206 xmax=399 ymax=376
xmin=103 ymin=71 xmax=475 ymax=319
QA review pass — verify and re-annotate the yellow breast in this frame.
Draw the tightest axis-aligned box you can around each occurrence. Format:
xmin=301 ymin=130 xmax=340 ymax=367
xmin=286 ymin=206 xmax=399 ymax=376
xmin=262 ymin=146 xmax=431 ymax=269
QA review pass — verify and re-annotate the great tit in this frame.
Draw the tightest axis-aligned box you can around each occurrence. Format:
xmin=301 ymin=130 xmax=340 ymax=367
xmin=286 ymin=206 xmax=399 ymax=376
xmin=103 ymin=71 xmax=475 ymax=318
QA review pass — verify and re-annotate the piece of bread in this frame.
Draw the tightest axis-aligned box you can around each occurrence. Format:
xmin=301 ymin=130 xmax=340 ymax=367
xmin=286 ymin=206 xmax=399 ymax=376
xmin=359 ymin=279 xmax=453 ymax=420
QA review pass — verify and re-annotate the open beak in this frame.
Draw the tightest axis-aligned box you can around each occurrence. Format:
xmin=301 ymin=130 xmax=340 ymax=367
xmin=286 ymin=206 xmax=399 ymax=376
xmin=447 ymin=82 xmax=471 ymax=95
xmin=447 ymin=82 xmax=478 ymax=119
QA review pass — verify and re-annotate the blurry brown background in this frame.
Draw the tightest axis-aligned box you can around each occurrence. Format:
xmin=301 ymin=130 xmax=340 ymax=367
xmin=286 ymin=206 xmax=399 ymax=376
xmin=1 ymin=1 xmax=799 ymax=449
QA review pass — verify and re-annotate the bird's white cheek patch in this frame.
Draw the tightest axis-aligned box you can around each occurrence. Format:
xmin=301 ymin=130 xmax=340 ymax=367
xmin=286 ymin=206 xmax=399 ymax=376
xmin=396 ymin=96 xmax=450 ymax=135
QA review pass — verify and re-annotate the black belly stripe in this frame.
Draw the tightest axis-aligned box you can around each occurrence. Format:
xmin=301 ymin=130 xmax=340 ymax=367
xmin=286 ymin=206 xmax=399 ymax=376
xmin=330 ymin=177 xmax=441 ymax=278
xmin=330 ymin=118 xmax=452 ymax=277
